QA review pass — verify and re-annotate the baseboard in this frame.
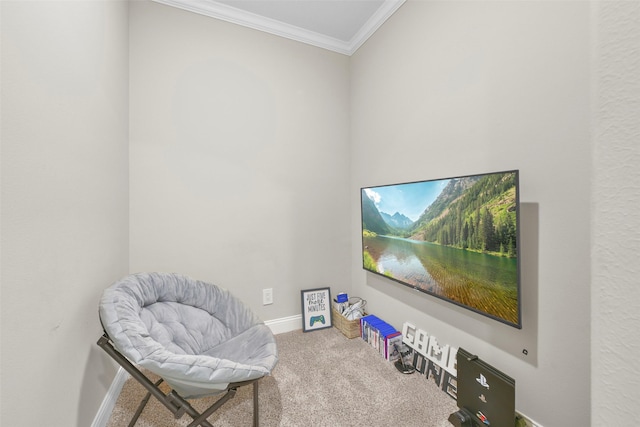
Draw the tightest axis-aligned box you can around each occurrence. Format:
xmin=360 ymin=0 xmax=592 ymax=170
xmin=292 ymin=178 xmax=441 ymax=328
xmin=516 ymin=411 xmax=544 ymax=427
xmin=265 ymin=314 xmax=302 ymax=334
xmin=91 ymin=367 xmax=130 ymax=427
xmin=92 ymin=315 xmax=301 ymax=426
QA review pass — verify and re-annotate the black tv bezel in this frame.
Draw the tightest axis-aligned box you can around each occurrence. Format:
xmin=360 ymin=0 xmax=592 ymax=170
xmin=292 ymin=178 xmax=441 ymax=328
xmin=360 ymin=169 xmax=522 ymax=329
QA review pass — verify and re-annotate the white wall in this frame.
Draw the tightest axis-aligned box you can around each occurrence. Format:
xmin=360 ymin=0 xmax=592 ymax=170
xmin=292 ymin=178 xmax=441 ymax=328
xmin=350 ymin=1 xmax=591 ymax=425
xmin=591 ymin=1 xmax=640 ymax=425
xmin=0 ymin=1 xmax=129 ymax=426
xmin=2 ymin=2 xmax=637 ymax=426
xmin=128 ymin=1 xmax=351 ymax=321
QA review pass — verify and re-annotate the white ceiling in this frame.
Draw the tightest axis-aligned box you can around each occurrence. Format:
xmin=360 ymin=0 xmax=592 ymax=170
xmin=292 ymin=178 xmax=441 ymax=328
xmin=151 ymin=0 xmax=406 ymax=55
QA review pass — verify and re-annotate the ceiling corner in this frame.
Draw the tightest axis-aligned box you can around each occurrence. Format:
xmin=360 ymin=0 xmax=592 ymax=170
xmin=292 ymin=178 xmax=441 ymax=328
xmin=150 ymin=0 xmax=405 ymax=56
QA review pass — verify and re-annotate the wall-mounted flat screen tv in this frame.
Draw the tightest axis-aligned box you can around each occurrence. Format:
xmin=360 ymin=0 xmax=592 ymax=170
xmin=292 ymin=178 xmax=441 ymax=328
xmin=361 ymin=170 xmax=521 ymax=328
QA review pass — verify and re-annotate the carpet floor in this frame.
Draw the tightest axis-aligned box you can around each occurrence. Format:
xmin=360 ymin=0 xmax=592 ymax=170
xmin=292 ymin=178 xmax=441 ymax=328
xmin=107 ymin=327 xmax=457 ymax=426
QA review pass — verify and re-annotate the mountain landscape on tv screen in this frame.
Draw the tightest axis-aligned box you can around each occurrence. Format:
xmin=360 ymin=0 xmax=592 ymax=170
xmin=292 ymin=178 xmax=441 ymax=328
xmin=380 ymin=211 xmax=413 ymax=229
xmin=361 ymin=171 xmax=519 ymax=326
xmin=363 ymin=173 xmax=517 ymax=256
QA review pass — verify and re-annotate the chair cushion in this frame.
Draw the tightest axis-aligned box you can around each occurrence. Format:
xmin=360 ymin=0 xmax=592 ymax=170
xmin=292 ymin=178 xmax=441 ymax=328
xmin=99 ymin=272 xmax=278 ymax=398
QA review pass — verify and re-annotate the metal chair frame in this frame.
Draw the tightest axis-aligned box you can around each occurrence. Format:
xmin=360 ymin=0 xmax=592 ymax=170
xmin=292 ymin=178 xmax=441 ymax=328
xmin=98 ymin=334 xmax=261 ymax=427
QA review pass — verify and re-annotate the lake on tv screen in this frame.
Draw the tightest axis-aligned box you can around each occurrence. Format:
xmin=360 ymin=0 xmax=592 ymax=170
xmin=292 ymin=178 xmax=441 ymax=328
xmin=363 ymin=235 xmax=518 ymax=324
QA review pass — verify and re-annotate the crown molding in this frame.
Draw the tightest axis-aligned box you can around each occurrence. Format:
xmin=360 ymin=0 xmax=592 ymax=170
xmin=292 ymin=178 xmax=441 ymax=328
xmin=349 ymin=0 xmax=405 ymax=54
xmin=150 ymin=0 xmax=405 ymax=56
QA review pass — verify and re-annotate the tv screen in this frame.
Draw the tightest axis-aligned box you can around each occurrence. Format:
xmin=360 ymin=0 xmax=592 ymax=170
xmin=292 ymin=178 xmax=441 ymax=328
xmin=361 ymin=170 xmax=521 ymax=328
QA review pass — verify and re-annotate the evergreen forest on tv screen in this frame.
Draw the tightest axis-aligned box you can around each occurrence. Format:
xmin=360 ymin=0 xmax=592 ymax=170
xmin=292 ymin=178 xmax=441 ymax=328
xmin=361 ymin=171 xmax=520 ymax=327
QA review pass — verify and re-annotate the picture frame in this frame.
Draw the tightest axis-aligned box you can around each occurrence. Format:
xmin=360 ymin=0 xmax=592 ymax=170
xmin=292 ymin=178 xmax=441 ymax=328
xmin=300 ymin=287 xmax=332 ymax=332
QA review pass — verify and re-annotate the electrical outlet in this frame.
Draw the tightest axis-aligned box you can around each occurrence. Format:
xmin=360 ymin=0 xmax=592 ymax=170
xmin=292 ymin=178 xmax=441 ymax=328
xmin=263 ymin=288 xmax=273 ymax=305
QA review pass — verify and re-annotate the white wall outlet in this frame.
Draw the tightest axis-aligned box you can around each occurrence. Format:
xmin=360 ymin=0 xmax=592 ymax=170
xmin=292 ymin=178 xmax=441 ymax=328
xmin=262 ymin=288 xmax=273 ymax=305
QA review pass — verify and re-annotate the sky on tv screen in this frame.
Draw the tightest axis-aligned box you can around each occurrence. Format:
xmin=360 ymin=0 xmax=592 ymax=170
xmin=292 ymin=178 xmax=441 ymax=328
xmin=364 ymin=179 xmax=450 ymax=221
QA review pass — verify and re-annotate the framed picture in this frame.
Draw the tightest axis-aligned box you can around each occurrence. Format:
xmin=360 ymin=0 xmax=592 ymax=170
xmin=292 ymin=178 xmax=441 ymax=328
xmin=301 ymin=287 xmax=332 ymax=332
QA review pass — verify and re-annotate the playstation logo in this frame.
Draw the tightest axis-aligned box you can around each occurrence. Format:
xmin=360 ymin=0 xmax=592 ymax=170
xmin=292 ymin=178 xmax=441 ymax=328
xmin=476 ymin=374 xmax=490 ymax=389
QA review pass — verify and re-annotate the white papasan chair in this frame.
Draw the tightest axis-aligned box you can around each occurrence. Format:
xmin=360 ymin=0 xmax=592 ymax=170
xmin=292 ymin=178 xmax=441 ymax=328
xmin=98 ymin=272 xmax=278 ymax=427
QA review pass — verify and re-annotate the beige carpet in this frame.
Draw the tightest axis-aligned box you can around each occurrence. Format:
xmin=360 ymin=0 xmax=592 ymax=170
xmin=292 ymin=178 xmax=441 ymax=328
xmin=107 ymin=327 xmax=457 ymax=426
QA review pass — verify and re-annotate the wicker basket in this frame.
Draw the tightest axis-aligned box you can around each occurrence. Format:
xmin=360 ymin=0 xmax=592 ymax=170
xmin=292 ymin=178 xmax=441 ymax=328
xmin=332 ymin=308 xmax=362 ymax=339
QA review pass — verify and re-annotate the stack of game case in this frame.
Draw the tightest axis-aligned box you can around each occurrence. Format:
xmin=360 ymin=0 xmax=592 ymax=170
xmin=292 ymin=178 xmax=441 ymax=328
xmin=360 ymin=314 xmax=403 ymax=362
